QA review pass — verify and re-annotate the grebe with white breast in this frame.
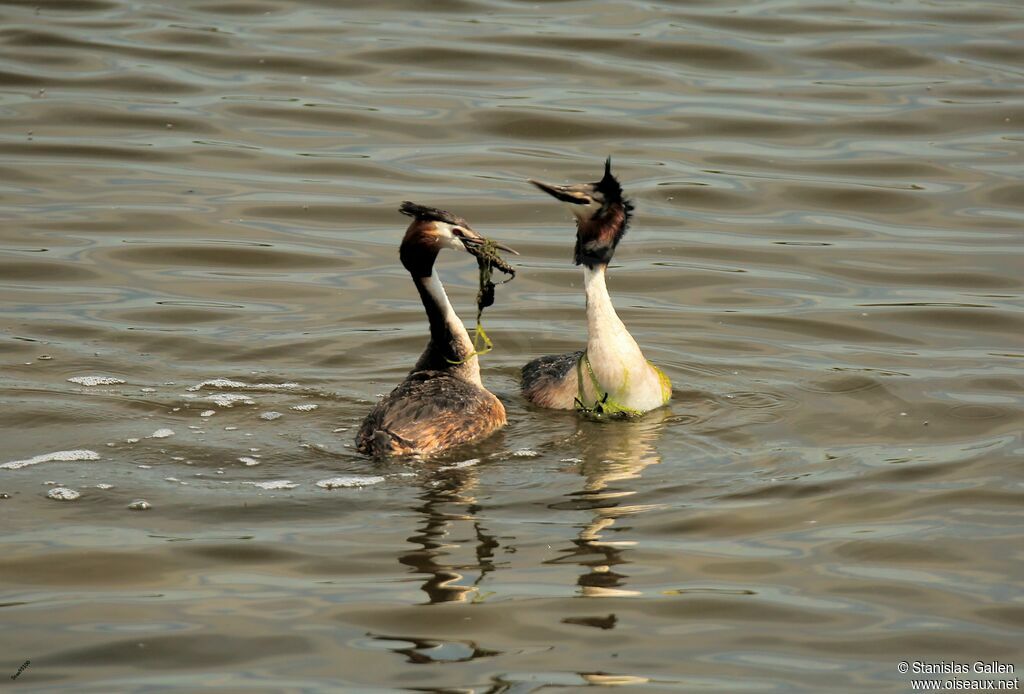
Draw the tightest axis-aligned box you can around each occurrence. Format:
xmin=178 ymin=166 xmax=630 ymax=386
xmin=356 ymin=202 xmax=516 ymax=457
xmin=522 ymin=159 xmax=671 ymax=416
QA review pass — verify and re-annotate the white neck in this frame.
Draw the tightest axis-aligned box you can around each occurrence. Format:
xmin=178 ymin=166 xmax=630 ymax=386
xmin=581 ymin=264 xmax=664 ymax=410
xmin=584 ymin=265 xmax=643 ymax=359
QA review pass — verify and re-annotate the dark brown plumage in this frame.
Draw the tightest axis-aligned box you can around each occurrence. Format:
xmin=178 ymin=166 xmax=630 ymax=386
xmin=521 ymin=350 xmax=583 ymax=410
xmin=356 ymin=371 xmax=505 ymax=457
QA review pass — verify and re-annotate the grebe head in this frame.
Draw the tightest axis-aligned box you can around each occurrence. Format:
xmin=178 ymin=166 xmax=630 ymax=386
xmin=398 ymin=201 xmax=516 ymax=277
xmin=529 ymin=157 xmax=633 ymax=268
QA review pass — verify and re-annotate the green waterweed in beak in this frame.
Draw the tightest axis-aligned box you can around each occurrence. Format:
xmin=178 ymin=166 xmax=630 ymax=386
xmin=447 ymin=236 xmax=517 ymax=364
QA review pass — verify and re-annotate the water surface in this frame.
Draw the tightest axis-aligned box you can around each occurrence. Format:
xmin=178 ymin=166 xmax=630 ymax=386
xmin=1 ymin=0 xmax=1023 ymax=691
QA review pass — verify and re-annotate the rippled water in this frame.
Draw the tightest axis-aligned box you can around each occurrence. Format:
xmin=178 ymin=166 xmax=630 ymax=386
xmin=2 ymin=0 xmax=1023 ymax=690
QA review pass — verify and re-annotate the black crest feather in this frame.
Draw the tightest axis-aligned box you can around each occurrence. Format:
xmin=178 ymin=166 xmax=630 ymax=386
xmin=399 ymin=201 xmax=467 ymax=227
xmin=595 ymin=156 xmax=624 ymax=204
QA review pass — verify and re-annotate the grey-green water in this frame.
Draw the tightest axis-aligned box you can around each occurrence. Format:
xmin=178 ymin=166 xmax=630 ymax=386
xmin=1 ymin=0 xmax=1022 ymax=691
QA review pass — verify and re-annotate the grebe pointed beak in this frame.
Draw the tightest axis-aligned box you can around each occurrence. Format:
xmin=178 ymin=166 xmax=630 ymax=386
xmin=492 ymin=240 xmax=520 ymax=255
xmin=460 ymin=234 xmax=519 ymax=256
xmin=529 ymin=179 xmax=592 ymax=206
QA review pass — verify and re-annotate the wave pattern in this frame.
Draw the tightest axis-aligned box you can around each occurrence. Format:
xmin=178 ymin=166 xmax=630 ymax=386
xmin=1 ymin=0 xmax=1022 ymax=691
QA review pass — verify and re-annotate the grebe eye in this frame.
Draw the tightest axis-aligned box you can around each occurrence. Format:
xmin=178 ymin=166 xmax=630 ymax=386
xmin=451 ymin=227 xmax=465 ymax=237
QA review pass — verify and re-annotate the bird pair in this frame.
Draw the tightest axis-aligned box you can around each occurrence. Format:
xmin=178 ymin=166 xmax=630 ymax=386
xmin=356 ymin=159 xmax=672 ymax=458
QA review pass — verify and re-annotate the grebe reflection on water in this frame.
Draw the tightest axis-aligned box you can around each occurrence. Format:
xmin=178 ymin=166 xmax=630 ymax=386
xmin=355 ymin=202 xmax=517 ymax=458
xmin=522 ymin=158 xmax=672 ymax=416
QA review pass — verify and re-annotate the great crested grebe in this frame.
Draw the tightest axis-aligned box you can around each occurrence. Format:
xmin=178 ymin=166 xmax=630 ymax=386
xmin=522 ymin=158 xmax=671 ymax=416
xmin=356 ymin=202 xmax=517 ymax=457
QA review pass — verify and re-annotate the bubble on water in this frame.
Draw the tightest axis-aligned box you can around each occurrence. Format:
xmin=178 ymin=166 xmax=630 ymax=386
xmin=128 ymin=499 xmax=151 ymax=510
xmin=47 ymin=487 xmax=81 ymax=501
xmin=260 ymin=411 xmax=282 ymax=421
xmin=290 ymin=403 xmax=319 ymax=412
xmin=249 ymin=480 xmax=299 ymax=490
xmin=1 ymin=449 xmax=101 ymax=469
xmin=68 ymin=375 xmax=125 ymax=386
xmin=200 ymin=410 xmax=216 ymax=418
xmin=148 ymin=428 xmax=174 ymax=439
xmin=238 ymin=457 xmax=260 ymax=466
xmin=316 ymin=475 xmax=385 ymax=490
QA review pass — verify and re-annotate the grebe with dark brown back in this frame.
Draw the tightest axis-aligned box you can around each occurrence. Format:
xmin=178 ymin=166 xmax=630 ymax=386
xmin=356 ymin=202 xmax=517 ymax=457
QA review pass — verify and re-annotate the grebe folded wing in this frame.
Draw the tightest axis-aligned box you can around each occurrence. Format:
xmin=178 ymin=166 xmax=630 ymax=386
xmin=521 ymin=350 xmax=582 ymax=410
xmin=357 ymin=371 xmax=506 ymax=457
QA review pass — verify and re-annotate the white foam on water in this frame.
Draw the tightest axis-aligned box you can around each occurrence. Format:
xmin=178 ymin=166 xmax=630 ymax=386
xmin=188 ymin=379 xmax=300 ymax=392
xmin=249 ymin=480 xmax=299 ymax=490
xmin=1 ymin=449 xmax=100 ymax=470
xmin=68 ymin=375 xmax=125 ymax=386
xmin=187 ymin=378 xmax=246 ymax=391
xmin=140 ymin=387 xmax=156 ymax=393
xmin=260 ymin=411 xmax=282 ymax=421
xmin=238 ymin=457 xmax=260 ymax=466
xmin=128 ymin=499 xmax=151 ymax=510
xmin=560 ymin=457 xmax=583 ymax=463
xmin=200 ymin=410 xmax=216 ymax=417
xmin=47 ymin=487 xmax=80 ymax=501
xmin=440 ymin=458 xmax=479 ymax=471
xmin=95 ymin=483 xmax=113 ymax=489
xmin=512 ymin=449 xmax=540 ymax=458
xmin=126 ymin=438 xmax=140 ymax=444
xmin=290 ymin=403 xmax=319 ymax=412
xmin=316 ymin=475 xmax=385 ymax=490
xmin=205 ymin=393 xmax=255 ymax=408
xmin=148 ymin=428 xmax=175 ymax=439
